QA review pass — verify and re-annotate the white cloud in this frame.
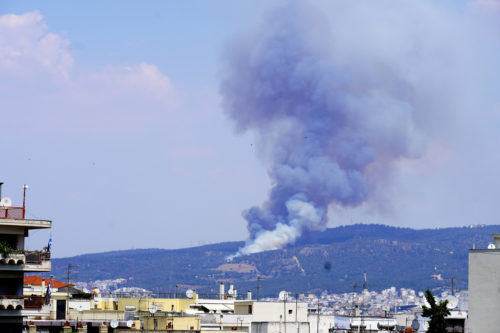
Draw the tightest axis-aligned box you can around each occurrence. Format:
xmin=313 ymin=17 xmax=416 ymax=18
xmin=0 ymin=11 xmax=177 ymax=134
xmin=0 ymin=11 xmax=73 ymax=78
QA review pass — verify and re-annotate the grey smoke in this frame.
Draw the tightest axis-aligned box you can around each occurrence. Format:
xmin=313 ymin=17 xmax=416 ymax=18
xmin=220 ymin=1 xmax=499 ymax=257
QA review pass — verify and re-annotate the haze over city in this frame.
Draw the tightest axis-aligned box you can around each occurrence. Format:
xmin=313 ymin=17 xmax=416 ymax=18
xmin=1 ymin=0 xmax=500 ymax=257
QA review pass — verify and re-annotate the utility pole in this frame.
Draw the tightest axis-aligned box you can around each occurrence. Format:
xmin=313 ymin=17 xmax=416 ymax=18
xmin=361 ymin=273 xmax=367 ymax=333
xmin=283 ymin=294 xmax=287 ymax=333
xmin=295 ymin=293 xmax=298 ymax=333
xmin=352 ymin=283 xmax=357 ymax=316
xmin=295 ymin=293 xmax=298 ymax=322
xmin=66 ymin=264 xmax=79 ymax=320
xmin=256 ymin=276 xmax=262 ymax=300
xmin=316 ymin=301 xmax=320 ymax=333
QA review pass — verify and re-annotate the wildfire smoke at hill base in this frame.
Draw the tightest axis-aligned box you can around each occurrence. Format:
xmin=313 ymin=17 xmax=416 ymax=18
xmin=220 ymin=1 xmax=500 ymax=258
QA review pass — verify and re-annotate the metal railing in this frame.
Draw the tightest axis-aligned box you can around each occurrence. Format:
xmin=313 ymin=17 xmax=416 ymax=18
xmin=25 ymin=250 xmax=51 ymax=264
xmin=24 ymin=295 xmax=48 ymax=308
xmin=0 ymin=206 xmax=25 ymax=219
xmin=113 ymin=292 xmax=252 ymax=300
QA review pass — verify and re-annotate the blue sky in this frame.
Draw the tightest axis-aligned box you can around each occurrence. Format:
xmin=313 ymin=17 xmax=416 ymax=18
xmin=1 ymin=0 xmax=499 ymax=257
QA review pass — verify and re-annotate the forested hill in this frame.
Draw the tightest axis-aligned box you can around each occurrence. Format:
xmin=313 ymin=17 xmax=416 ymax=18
xmin=50 ymin=224 xmax=498 ymax=296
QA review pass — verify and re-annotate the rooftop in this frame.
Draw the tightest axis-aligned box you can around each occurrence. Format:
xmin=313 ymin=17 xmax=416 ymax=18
xmin=24 ymin=276 xmax=69 ymax=289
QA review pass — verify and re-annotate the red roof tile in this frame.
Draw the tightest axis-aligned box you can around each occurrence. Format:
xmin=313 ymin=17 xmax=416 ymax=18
xmin=24 ymin=276 xmax=70 ymax=288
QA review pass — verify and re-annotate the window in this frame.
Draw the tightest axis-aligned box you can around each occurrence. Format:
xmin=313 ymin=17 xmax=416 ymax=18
xmin=248 ymin=305 xmax=253 ymax=314
xmin=289 ymin=309 xmax=293 ymax=314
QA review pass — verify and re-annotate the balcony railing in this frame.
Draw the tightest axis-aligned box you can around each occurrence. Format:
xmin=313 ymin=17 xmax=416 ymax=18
xmin=0 ymin=253 xmax=25 ymax=265
xmin=25 ymin=250 xmax=50 ymax=264
xmin=0 ymin=295 xmax=47 ymax=310
xmin=0 ymin=206 xmax=25 ymax=219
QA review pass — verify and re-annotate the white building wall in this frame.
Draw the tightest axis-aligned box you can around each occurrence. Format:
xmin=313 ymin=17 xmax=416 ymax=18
xmin=307 ymin=314 xmax=334 ymax=333
xmin=235 ymin=301 xmax=308 ymax=323
xmin=251 ymin=322 xmax=309 ymax=333
xmin=468 ymin=249 xmax=500 ymax=333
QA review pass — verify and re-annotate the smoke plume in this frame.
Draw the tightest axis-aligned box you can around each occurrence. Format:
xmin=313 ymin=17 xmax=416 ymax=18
xmin=220 ymin=1 xmax=491 ymax=258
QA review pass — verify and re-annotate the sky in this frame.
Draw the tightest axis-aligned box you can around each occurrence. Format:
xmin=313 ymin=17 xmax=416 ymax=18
xmin=1 ymin=1 xmax=499 ymax=258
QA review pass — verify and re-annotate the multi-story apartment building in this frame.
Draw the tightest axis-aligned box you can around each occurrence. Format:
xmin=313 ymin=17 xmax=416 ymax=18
xmin=468 ymin=233 xmax=500 ymax=333
xmin=0 ymin=183 xmax=52 ymax=333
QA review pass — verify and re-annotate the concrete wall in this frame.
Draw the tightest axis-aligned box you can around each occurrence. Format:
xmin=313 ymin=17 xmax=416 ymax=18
xmin=235 ymin=302 xmax=308 ymax=323
xmin=307 ymin=314 xmax=334 ymax=333
xmin=118 ymin=297 xmax=194 ymax=313
xmin=251 ymin=322 xmax=309 ymax=333
xmin=143 ymin=314 xmax=201 ymax=331
xmin=468 ymin=249 xmax=500 ymax=333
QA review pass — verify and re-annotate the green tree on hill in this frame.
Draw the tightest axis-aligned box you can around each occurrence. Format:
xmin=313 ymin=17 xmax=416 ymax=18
xmin=422 ymin=289 xmax=450 ymax=333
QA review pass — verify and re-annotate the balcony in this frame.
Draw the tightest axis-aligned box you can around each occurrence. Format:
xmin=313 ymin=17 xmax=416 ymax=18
xmin=0 ymin=251 xmax=51 ymax=272
xmin=0 ymin=295 xmax=47 ymax=312
xmin=0 ymin=206 xmax=25 ymax=219
xmin=0 ymin=253 xmax=25 ymax=265
xmin=0 ymin=296 xmax=23 ymax=311
xmin=24 ymin=250 xmax=51 ymax=272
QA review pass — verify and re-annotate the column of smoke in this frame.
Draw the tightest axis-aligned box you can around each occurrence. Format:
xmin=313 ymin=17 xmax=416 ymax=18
xmin=220 ymin=1 xmax=470 ymax=259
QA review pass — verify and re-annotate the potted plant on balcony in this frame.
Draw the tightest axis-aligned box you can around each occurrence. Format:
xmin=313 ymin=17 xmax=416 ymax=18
xmin=0 ymin=240 xmax=24 ymax=257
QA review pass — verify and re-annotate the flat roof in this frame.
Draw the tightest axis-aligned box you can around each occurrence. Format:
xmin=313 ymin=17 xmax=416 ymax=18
xmin=469 ymin=249 xmax=500 ymax=253
xmin=0 ymin=218 xmax=51 ymax=229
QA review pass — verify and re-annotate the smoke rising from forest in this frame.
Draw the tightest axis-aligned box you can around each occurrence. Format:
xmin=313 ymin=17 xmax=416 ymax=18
xmin=220 ymin=1 xmax=500 ymax=258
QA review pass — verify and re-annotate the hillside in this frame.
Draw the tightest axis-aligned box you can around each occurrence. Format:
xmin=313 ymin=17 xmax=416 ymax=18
xmin=49 ymin=224 xmax=498 ymax=296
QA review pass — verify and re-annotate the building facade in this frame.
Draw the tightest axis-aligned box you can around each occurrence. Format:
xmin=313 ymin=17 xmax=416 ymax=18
xmin=468 ymin=233 xmax=500 ymax=333
xmin=0 ymin=184 xmax=52 ymax=333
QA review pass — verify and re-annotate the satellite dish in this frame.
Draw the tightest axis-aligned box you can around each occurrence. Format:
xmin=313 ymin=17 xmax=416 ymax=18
xmin=149 ymin=304 xmax=157 ymax=314
xmin=278 ymin=291 xmax=289 ymax=301
xmin=186 ymin=289 xmax=194 ymax=299
xmin=446 ymin=295 xmax=459 ymax=309
xmin=488 ymin=243 xmax=496 ymax=249
xmin=0 ymin=197 xmax=12 ymax=207
xmin=126 ymin=320 xmax=134 ymax=328
xmin=411 ymin=319 xmax=420 ymax=330
xmin=110 ymin=320 xmax=119 ymax=328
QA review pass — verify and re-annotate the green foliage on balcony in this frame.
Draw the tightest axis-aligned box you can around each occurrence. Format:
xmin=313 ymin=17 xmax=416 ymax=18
xmin=0 ymin=241 xmax=24 ymax=256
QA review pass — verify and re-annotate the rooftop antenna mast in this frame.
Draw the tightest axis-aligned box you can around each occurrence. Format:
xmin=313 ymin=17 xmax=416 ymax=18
xmin=22 ymin=184 xmax=28 ymax=219
xmin=66 ymin=264 xmax=79 ymax=319
xmin=352 ymin=283 xmax=357 ymax=316
xmin=257 ymin=276 xmax=263 ymax=300
xmin=360 ymin=273 xmax=367 ymax=333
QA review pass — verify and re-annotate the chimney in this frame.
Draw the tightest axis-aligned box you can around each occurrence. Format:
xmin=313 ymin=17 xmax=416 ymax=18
xmin=247 ymin=290 xmax=252 ymax=300
xmin=219 ymin=282 xmax=225 ymax=300
xmin=0 ymin=182 xmax=3 ymax=201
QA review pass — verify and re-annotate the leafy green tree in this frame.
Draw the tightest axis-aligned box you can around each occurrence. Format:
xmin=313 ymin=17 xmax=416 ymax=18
xmin=422 ymin=289 xmax=450 ymax=333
